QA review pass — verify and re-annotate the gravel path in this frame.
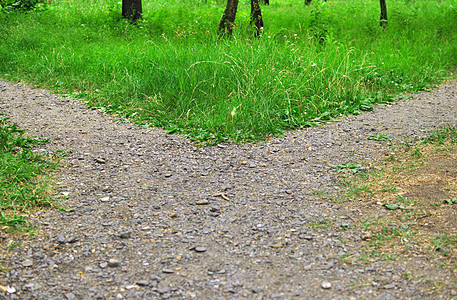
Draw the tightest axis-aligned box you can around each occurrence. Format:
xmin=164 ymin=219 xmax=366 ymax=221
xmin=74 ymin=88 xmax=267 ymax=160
xmin=1 ymin=79 xmax=457 ymax=299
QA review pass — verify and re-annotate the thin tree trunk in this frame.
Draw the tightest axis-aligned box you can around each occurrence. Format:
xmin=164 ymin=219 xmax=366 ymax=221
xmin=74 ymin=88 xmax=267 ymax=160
xmin=217 ymin=0 xmax=239 ymax=36
xmin=305 ymin=0 xmax=312 ymax=5
xmin=122 ymin=0 xmax=142 ymax=22
xmin=380 ymin=0 xmax=387 ymax=28
xmin=251 ymin=0 xmax=263 ymax=37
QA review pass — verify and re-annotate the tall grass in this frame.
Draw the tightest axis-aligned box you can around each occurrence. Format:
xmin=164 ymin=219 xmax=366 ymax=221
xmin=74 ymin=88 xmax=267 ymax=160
xmin=0 ymin=0 xmax=456 ymax=142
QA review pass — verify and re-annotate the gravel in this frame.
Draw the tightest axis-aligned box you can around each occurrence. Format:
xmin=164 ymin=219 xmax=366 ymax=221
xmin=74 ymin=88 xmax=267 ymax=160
xmin=1 ymin=79 xmax=457 ymax=299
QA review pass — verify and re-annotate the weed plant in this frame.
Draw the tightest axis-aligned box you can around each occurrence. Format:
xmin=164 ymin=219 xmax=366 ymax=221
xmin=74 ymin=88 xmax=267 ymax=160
xmin=0 ymin=0 xmax=456 ymax=142
xmin=0 ymin=117 xmax=57 ymax=232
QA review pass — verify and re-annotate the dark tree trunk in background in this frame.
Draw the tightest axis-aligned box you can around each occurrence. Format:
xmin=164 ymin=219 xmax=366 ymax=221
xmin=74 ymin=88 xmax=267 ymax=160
xmin=251 ymin=0 xmax=263 ymax=37
xmin=122 ymin=0 xmax=142 ymax=22
xmin=262 ymin=0 xmax=269 ymax=5
xmin=218 ymin=0 xmax=239 ymax=36
xmin=380 ymin=0 xmax=387 ymax=28
xmin=305 ymin=0 xmax=312 ymax=5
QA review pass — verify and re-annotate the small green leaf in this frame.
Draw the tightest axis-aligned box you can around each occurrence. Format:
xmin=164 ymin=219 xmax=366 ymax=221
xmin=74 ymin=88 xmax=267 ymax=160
xmin=58 ymin=207 xmax=74 ymax=212
xmin=444 ymin=198 xmax=457 ymax=205
xmin=383 ymin=203 xmax=399 ymax=210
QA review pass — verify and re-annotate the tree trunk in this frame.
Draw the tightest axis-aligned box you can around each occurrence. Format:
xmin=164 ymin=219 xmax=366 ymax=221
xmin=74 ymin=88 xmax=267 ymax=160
xmin=380 ymin=0 xmax=387 ymax=28
xmin=217 ymin=0 xmax=239 ymax=36
xmin=251 ymin=0 xmax=263 ymax=37
xmin=305 ymin=0 xmax=312 ymax=5
xmin=262 ymin=0 xmax=269 ymax=5
xmin=122 ymin=0 xmax=142 ymax=22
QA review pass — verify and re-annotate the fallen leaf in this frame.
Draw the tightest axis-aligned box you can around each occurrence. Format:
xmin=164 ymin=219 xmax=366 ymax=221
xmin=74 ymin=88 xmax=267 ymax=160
xmin=383 ymin=203 xmax=399 ymax=210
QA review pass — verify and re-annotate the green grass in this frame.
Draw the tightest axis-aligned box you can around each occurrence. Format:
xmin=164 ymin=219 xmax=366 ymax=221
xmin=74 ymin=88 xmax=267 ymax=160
xmin=0 ymin=117 xmax=58 ymax=232
xmin=0 ymin=0 xmax=456 ymax=143
xmin=432 ymin=233 xmax=457 ymax=256
xmin=421 ymin=125 xmax=457 ymax=145
xmin=368 ymin=133 xmax=392 ymax=142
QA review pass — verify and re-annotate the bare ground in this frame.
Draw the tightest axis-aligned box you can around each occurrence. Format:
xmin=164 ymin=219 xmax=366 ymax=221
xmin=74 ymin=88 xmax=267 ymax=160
xmin=0 ymin=79 xmax=457 ymax=299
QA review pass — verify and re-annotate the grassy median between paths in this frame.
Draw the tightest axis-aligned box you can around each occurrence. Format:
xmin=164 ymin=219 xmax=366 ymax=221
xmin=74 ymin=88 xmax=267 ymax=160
xmin=0 ymin=0 xmax=456 ymax=143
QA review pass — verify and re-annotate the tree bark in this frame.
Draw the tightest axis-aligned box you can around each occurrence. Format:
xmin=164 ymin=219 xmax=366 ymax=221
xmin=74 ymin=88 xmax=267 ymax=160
xmin=305 ymin=0 xmax=312 ymax=5
xmin=122 ymin=0 xmax=142 ymax=22
xmin=251 ymin=0 xmax=263 ymax=37
xmin=380 ymin=0 xmax=387 ymax=28
xmin=217 ymin=0 xmax=239 ymax=36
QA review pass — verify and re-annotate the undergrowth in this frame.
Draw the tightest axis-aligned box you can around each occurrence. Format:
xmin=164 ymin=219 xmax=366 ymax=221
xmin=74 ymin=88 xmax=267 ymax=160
xmin=0 ymin=0 xmax=456 ymax=143
xmin=0 ymin=117 xmax=58 ymax=232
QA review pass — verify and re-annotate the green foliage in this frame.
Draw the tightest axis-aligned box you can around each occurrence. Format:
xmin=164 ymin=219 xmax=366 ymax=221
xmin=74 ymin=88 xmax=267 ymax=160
xmin=422 ymin=125 xmax=457 ymax=145
xmin=368 ymin=133 xmax=392 ymax=143
xmin=0 ymin=0 xmax=46 ymax=11
xmin=443 ymin=198 xmax=457 ymax=205
xmin=308 ymin=2 xmax=329 ymax=44
xmin=432 ymin=233 xmax=457 ymax=256
xmin=0 ymin=117 xmax=58 ymax=232
xmin=0 ymin=0 xmax=456 ymax=142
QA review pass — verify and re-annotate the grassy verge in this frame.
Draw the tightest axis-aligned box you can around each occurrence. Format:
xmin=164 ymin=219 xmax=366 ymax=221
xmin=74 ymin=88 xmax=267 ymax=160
xmin=336 ymin=125 xmax=457 ymax=267
xmin=0 ymin=0 xmax=456 ymax=143
xmin=0 ymin=117 xmax=59 ymax=233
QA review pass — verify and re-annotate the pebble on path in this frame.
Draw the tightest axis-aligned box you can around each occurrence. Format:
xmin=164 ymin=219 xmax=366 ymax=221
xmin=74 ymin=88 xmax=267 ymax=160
xmin=321 ymin=281 xmax=332 ymax=289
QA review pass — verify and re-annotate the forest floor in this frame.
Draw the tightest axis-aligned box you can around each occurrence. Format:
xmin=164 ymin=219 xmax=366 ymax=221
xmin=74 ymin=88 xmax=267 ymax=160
xmin=0 ymin=79 xmax=457 ymax=299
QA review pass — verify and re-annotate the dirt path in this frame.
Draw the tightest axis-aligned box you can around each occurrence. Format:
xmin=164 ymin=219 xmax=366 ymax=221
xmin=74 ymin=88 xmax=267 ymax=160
xmin=1 ymin=79 xmax=457 ymax=299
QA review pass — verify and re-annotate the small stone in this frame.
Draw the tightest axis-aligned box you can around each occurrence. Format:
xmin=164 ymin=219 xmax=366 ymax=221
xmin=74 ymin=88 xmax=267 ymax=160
xmin=210 ymin=206 xmax=220 ymax=212
xmin=64 ymin=292 xmax=76 ymax=300
xmin=169 ymin=213 xmax=178 ymax=218
xmin=298 ymin=234 xmax=313 ymax=240
xmin=84 ymin=266 xmax=93 ymax=272
xmin=321 ymin=281 xmax=332 ymax=289
xmin=136 ymin=280 xmax=149 ymax=286
xmin=361 ymin=232 xmax=373 ymax=240
xmin=108 ymin=259 xmax=120 ymax=267
xmin=119 ymin=232 xmax=131 ymax=239
xmin=100 ymin=262 xmax=108 ymax=269
xmin=195 ymin=247 xmax=207 ymax=252
xmin=100 ymin=196 xmax=110 ymax=202
xmin=272 ymin=244 xmax=284 ymax=249
xmin=162 ymin=268 xmax=175 ymax=274
xmin=22 ymin=259 xmax=33 ymax=267
xmin=95 ymin=158 xmax=106 ymax=164
xmin=57 ymin=235 xmax=67 ymax=243
xmin=164 ymin=173 xmax=172 ymax=178
xmin=67 ymin=236 xmax=79 ymax=243
xmin=195 ymin=199 xmax=210 ymax=205
xmin=384 ymin=283 xmax=396 ymax=289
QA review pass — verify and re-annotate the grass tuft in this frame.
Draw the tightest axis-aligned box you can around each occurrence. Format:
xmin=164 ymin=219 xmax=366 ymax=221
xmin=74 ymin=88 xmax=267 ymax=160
xmin=0 ymin=117 xmax=58 ymax=232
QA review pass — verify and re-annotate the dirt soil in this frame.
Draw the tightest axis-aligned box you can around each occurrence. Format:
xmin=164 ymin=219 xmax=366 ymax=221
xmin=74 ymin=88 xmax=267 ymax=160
xmin=0 ymin=79 xmax=457 ymax=299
